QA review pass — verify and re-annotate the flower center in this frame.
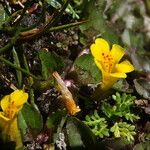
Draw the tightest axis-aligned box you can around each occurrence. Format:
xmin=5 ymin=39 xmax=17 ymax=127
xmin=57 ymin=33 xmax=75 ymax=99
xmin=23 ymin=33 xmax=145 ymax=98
xmin=101 ymin=53 xmax=114 ymax=73
xmin=4 ymin=101 xmax=16 ymax=119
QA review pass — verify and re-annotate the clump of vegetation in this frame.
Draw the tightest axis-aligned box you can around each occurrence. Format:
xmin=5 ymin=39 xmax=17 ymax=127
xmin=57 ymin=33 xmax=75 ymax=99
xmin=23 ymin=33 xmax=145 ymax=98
xmin=84 ymin=92 xmax=139 ymax=141
xmin=102 ymin=92 xmax=139 ymax=122
xmin=84 ymin=111 xmax=109 ymax=138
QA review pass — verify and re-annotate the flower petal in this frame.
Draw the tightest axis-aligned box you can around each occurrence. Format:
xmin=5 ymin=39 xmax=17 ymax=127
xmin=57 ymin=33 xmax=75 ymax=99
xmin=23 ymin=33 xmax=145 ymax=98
xmin=1 ymin=95 xmax=10 ymax=111
xmin=2 ymin=117 xmax=23 ymax=149
xmin=0 ymin=112 xmax=10 ymax=121
xmin=111 ymin=44 xmax=125 ymax=63
xmin=10 ymin=90 xmax=28 ymax=106
xmin=115 ymin=60 xmax=134 ymax=73
xmin=95 ymin=38 xmax=110 ymax=53
xmin=101 ymin=74 xmax=118 ymax=90
xmin=95 ymin=59 xmax=104 ymax=71
xmin=64 ymin=99 xmax=81 ymax=115
xmin=110 ymin=72 xmax=127 ymax=78
xmin=91 ymin=38 xmax=110 ymax=60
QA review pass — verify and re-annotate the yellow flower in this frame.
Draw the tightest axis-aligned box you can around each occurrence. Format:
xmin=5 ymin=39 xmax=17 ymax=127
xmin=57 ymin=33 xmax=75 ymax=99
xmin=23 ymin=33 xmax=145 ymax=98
xmin=91 ymin=38 xmax=134 ymax=90
xmin=53 ymin=72 xmax=80 ymax=115
xmin=0 ymin=90 xmax=28 ymax=149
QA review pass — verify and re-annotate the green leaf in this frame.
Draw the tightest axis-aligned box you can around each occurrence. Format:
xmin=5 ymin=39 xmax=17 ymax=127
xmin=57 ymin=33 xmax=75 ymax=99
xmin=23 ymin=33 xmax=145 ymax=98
xmin=0 ymin=5 xmax=8 ymax=27
xmin=113 ymin=92 xmax=136 ymax=107
xmin=110 ymin=123 xmax=120 ymax=138
xmin=102 ymin=92 xmax=139 ymax=122
xmin=80 ymin=0 xmax=106 ymax=36
xmin=102 ymin=102 xmax=114 ymax=118
xmin=12 ymin=47 xmax=22 ymax=88
xmin=134 ymin=79 xmax=150 ymax=100
xmin=125 ymin=113 xmax=140 ymax=122
xmin=122 ymin=29 xmax=145 ymax=49
xmin=133 ymin=144 xmax=144 ymax=150
xmin=66 ymin=117 xmax=97 ymax=149
xmin=46 ymin=0 xmax=79 ymax=19
xmin=18 ymin=103 xmax=43 ymax=134
xmin=113 ymin=79 xmax=133 ymax=93
xmin=39 ymin=50 xmax=64 ymax=80
xmin=18 ymin=111 xmax=28 ymax=139
xmin=46 ymin=0 xmax=61 ymax=9
xmin=129 ymin=30 xmax=145 ymax=50
xmin=84 ymin=110 xmax=109 ymax=138
xmin=33 ymin=79 xmax=55 ymax=92
xmin=110 ymin=122 xmax=136 ymax=142
xmin=79 ymin=0 xmax=119 ymax=45
xmin=66 ymin=118 xmax=84 ymax=147
xmin=134 ymin=141 xmax=150 ymax=150
xmin=101 ymin=137 xmax=133 ymax=150
xmin=46 ymin=110 xmax=67 ymax=130
xmin=74 ymin=54 xmax=101 ymax=85
xmin=128 ymin=49 xmax=150 ymax=73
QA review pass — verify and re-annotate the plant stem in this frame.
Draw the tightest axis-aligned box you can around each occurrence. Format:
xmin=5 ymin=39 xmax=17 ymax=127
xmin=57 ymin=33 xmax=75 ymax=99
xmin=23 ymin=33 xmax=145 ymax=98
xmin=29 ymin=86 xmax=40 ymax=112
xmin=12 ymin=47 xmax=22 ymax=88
xmin=0 ymin=41 xmax=13 ymax=54
xmin=0 ymin=56 xmax=40 ymax=80
xmin=23 ymin=52 xmax=30 ymax=72
xmin=47 ymin=20 xmax=87 ymax=32
xmin=23 ymin=51 xmax=39 ymax=110
xmin=57 ymin=115 xmax=68 ymax=134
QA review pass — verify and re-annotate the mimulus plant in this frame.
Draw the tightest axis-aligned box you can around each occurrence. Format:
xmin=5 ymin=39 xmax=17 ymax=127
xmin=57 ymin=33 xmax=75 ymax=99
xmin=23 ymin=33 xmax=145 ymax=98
xmin=90 ymin=38 xmax=134 ymax=90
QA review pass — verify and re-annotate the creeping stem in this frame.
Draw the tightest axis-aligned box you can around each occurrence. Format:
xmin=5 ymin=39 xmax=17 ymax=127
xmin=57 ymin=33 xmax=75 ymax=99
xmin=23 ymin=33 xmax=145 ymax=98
xmin=23 ymin=52 xmax=39 ymax=111
xmin=47 ymin=20 xmax=87 ymax=32
xmin=0 ymin=56 xmax=41 ymax=80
